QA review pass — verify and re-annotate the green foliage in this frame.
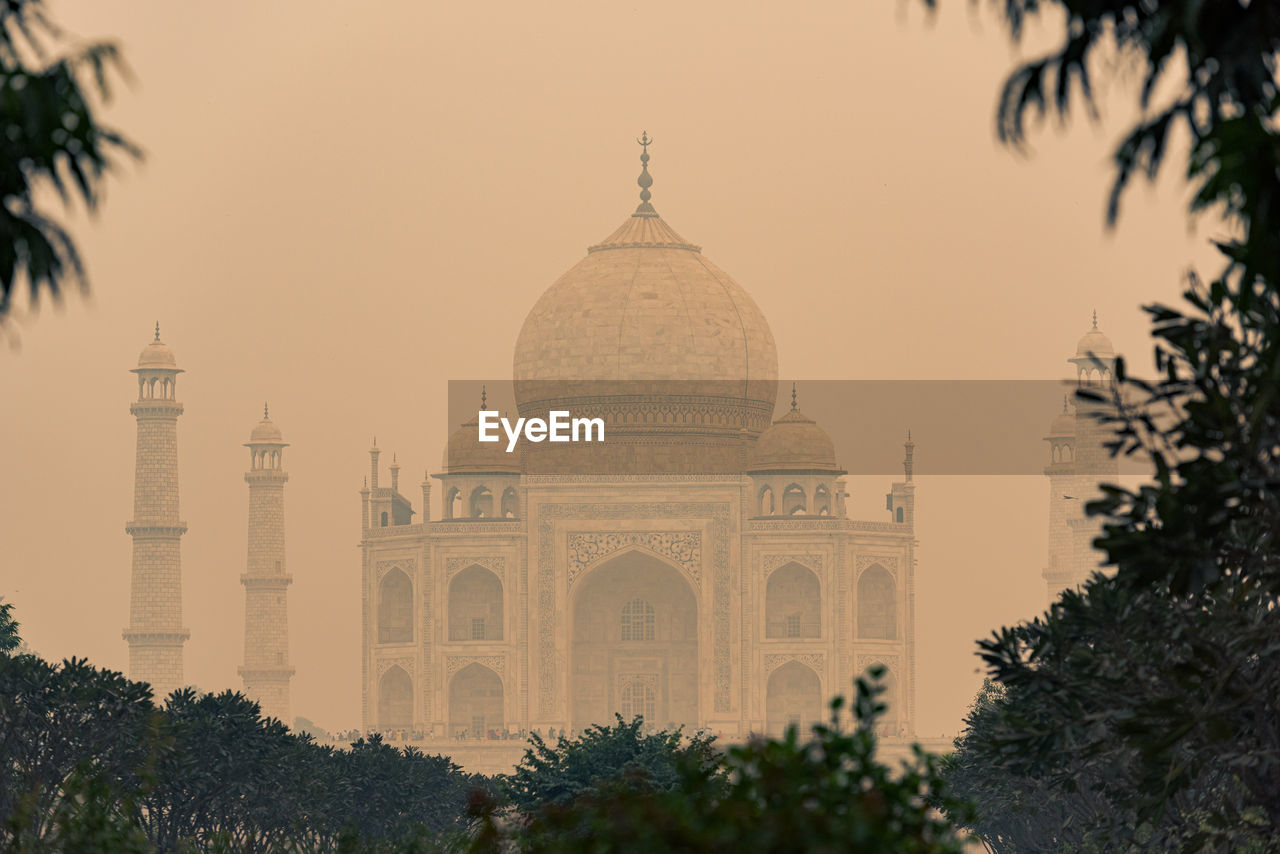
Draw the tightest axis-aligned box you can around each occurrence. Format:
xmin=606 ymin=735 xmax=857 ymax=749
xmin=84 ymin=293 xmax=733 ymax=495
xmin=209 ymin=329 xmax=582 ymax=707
xmin=501 ymin=715 xmax=721 ymax=816
xmin=473 ymin=669 xmax=971 ymax=853
xmin=0 ymin=600 xmax=20 ymax=653
xmin=912 ymin=1 xmax=1280 ymax=850
xmin=0 ymin=0 xmax=139 ymax=320
xmin=0 ymin=602 xmax=484 ymax=853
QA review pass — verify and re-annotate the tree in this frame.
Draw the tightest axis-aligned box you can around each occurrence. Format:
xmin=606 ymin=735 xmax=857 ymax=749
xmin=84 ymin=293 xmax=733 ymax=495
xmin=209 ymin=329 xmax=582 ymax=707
xmin=0 ymin=0 xmax=139 ymax=324
xmin=473 ymin=670 xmax=971 ymax=853
xmin=916 ymin=1 xmax=1280 ymax=849
xmin=500 ymin=715 xmax=721 ymax=817
xmin=0 ymin=599 xmax=20 ymax=653
xmin=0 ymin=601 xmax=483 ymax=852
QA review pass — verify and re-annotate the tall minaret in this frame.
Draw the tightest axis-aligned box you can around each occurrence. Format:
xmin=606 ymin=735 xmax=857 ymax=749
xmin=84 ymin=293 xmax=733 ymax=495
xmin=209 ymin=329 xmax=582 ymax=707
xmin=123 ymin=323 xmax=189 ymax=699
xmin=1043 ymin=313 xmax=1119 ymax=602
xmin=238 ymin=404 xmax=295 ymax=724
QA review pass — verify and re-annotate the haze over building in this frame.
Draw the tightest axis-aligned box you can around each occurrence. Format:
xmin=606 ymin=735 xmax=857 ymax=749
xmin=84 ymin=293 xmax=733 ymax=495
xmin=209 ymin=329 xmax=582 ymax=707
xmin=357 ymin=142 xmax=920 ymax=771
xmin=123 ymin=325 xmax=190 ymax=699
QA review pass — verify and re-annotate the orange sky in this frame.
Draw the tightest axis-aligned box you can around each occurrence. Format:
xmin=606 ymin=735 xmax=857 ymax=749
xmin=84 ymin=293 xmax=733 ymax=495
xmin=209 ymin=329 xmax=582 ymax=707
xmin=0 ymin=0 xmax=1217 ymax=736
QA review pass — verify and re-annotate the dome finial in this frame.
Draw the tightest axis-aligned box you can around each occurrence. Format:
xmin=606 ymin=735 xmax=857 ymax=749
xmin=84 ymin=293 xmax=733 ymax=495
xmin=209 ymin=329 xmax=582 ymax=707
xmin=481 ymin=385 xmax=487 ymax=410
xmin=634 ymin=131 xmax=656 ymax=215
xmin=1062 ymin=394 xmax=1069 ymax=413
xmin=264 ymin=401 xmax=269 ymax=420
xmin=1092 ymin=309 xmax=1098 ymax=329
xmin=154 ymin=321 xmax=161 ymax=342
xmin=791 ymin=382 xmax=798 ymax=410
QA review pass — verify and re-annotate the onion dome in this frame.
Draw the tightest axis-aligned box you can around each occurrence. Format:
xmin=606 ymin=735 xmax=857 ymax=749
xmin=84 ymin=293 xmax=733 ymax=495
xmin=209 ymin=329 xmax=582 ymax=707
xmin=511 ymin=135 xmax=778 ymax=474
xmin=1047 ymin=395 xmax=1075 ymax=437
xmin=249 ymin=403 xmax=285 ymax=444
xmin=1075 ymin=312 xmax=1115 ymax=358
xmin=747 ymin=386 xmax=843 ymax=473
xmin=136 ymin=322 xmax=180 ymax=371
xmin=443 ymin=390 xmax=520 ymax=474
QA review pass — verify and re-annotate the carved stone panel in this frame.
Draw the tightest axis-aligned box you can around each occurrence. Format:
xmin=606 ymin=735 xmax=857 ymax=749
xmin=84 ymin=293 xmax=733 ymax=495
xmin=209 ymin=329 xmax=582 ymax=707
xmin=761 ymin=553 xmax=822 ymax=579
xmin=377 ymin=656 xmax=415 ymax=678
xmin=446 ymin=654 xmax=506 ymax=679
xmin=763 ymin=652 xmax=826 ymax=676
xmin=376 ymin=558 xmax=415 ymax=583
xmin=445 ymin=556 xmax=506 ymax=581
xmin=567 ymin=531 xmax=702 ymax=587
xmin=855 ymin=554 xmax=899 ymax=579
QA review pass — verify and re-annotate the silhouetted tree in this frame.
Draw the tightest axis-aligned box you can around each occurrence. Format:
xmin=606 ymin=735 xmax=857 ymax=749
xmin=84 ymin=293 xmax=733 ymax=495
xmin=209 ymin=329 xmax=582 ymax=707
xmin=923 ymin=1 xmax=1280 ymax=849
xmin=474 ymin=669 xmax=970 ymax=853
xmin=0 ymin=0 xmax=139 ymax=323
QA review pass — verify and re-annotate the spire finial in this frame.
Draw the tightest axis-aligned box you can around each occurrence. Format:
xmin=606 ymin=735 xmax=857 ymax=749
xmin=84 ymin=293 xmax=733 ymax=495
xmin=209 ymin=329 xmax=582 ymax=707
xmin=481 ymin=385 xmax=487 ymax=410
xmin=634 ymin=132 xmax=656 ymax=215
xmin=1092 ymin=309 xmax=1098 ymax=329
xmin=154 ymin=321 xmax=161 ymax=342
xmin=791 ymin=382 xmax=798 ymax=410
xmin=392 ymin=453 xmax=397 ymax=464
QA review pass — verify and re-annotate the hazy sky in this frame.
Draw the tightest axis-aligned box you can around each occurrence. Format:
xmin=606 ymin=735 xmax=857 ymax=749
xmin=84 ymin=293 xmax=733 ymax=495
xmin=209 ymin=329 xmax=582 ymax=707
xmin=0 ymin=1 xmax=1217 ymax=735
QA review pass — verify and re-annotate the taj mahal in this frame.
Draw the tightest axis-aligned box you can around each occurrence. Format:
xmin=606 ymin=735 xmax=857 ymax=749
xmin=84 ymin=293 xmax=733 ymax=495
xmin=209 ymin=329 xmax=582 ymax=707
xmin=120 ymin=137 xmax=1115 ymax=772
xmin=358 ymin=138 xmax=918 ymax=747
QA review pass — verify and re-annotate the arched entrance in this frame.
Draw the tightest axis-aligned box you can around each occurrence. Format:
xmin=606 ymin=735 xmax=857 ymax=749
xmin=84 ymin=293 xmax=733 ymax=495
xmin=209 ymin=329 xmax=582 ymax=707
xmin=570 ymin=549 xmax=698 ymax=729
xmin=765 ymin=660 xmax=821 ymax=737
xmin=378 ymin=665 xmax=413 ymax=730
xmin=449 ymin=663 xmax=504 ymax=738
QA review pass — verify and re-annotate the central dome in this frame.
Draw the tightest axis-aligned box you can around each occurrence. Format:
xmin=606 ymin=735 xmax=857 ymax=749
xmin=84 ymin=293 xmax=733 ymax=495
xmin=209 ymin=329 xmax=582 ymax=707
xmin=514 ymin=146 xmax=776 ymax=400
xmin=511 ymin=140 xmax=779 ymax=474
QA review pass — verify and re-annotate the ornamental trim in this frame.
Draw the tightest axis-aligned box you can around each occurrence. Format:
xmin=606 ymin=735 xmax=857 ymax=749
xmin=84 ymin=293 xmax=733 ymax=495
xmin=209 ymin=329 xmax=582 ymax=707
xmin=567 ymin=531 xmax=702 ymax=587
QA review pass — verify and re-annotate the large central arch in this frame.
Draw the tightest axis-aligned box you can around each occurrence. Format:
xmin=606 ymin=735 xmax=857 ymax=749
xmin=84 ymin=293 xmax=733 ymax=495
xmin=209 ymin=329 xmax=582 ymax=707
xmin=570 ymin=549 xmax=699 ymax=730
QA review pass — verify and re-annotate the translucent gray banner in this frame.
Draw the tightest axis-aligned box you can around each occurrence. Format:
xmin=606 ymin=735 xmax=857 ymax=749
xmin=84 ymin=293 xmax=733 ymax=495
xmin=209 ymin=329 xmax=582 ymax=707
xmin=443 ymin=380 xmax=1151 ymax=476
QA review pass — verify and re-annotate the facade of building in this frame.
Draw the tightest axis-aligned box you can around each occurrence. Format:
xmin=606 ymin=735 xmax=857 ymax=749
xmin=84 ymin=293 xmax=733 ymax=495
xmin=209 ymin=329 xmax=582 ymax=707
xmin=1042 ymin=315 xmax=1120 ymax=603
xmin=239 ymin=406 xmax=295 ymax=723
xmin=358 ymin=146 xmax=919 ymax=749
xmin=123 ymin=325 xmax=190 ymax=699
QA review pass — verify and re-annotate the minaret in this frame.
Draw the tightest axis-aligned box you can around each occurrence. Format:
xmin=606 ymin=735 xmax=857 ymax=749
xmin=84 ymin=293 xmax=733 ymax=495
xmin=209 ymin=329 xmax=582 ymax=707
xmin=1044 ymin=313 xmax=1119 ymax=601
xmin=123 ymin=323 xmax=190 ymax=698
xmin=238 ymin=404 xmax=295 ymax=724
xmin=1042 ymin=395 xmax=1078 ymax=603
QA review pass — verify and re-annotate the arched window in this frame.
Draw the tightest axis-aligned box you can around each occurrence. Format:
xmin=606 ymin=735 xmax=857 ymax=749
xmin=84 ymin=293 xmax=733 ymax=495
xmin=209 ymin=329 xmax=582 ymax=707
xmin=857 ymin=565 xmax=897 ymax=639
xmin=378 ymin=569 xmax=412 ymax=643
xmin=764 ymin=563 xmax=820 ymax=638
xmin=783 ymin=484 xmax=806 ymax=515
xmin=378 ymin=665 xmax=413 ymax=729
xmin=759 ymin=485 xmax=775 ymax=515
xmin=449 ymin=663 xmax=503 ymax=739
xmin=501 ymin=487 xmax=519 ymax=518
xmin=470 ymin=486 xmax=493 ymax=518
xmin=895 ymin=507 xmax=904 ymax=523
xmin=380 ymin=511 xmax=389 ymax=527
xmin=766 ymin=661 xmax=821 ymax=737
xmin=620 ymin=598 xmax=655 ymax=641
xmin=814 ymin=484 xmax=830 ymax=516
xmin=448 ymin=565 xmax=503 ymax=641
xmin=620 ymin=679 xmax=656 ymax=723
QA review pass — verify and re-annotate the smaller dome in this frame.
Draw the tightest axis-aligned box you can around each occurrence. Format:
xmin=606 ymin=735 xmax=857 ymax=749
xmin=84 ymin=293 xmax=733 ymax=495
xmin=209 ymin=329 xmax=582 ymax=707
xmin=444 ymin=414 xmax=520 ymax=474
xmin=748 ymin=405 xmax=842 ymax=473
xmin=137 ymin=341 xmax=177 ymax=370
xmin=1047 ymin=401 xmax=1075 ymax=436
xmin=135 ymin=324 xmax=181 ymax=371
xmin=250 ymin=419 xmax=284 ymax=444
xmin=1075 ymin=315 xmax=1114 ymax=358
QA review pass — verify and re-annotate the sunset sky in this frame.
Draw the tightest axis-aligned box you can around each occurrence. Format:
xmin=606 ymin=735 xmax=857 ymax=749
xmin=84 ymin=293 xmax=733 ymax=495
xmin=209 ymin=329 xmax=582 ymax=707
xmin=0 ymin=0 xmax=1217 ymax=735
